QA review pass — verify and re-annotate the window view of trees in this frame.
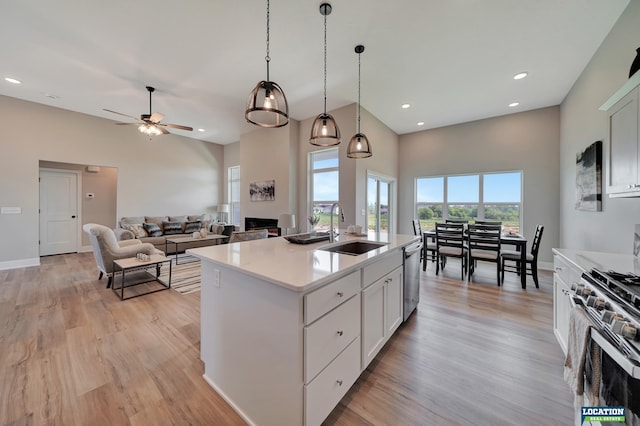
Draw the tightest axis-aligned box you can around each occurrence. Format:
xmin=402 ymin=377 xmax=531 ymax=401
xmin=309 ymin=148 xmax=339 ymax=231
xmin=416 ymin=172 xmax=522 ymax=233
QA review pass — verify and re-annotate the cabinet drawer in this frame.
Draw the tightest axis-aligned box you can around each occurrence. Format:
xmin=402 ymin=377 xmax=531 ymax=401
xmin=304 ymin=295 xmax=360 ymax=383
xmin=362 ymin=251 xmax=402 ymax=289
xmin=553 ymin=254 xmax=582 ymax=287
xmin=304 ymin=337 xmax=361 ymax=426
xmin=304 ymin=270 xmax=360 ymax=324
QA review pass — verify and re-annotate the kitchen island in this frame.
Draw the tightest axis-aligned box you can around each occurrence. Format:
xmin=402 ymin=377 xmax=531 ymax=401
xmin=188 ymin=232 xmax=419 ymax=426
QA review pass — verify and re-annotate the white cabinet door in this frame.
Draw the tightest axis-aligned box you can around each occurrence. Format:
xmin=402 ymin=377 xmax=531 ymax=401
xmin=362 ymin=266 xmax=404 ymax=368
xmin=362 ymin=278 xmax=386 ymax=367
xmin=385 ymin=267 xmax=403 ymax=337
xmin=607 ymin=87 xmax=640 ymax=195
xmin=553 ymin=276 xmax=571 ymax=355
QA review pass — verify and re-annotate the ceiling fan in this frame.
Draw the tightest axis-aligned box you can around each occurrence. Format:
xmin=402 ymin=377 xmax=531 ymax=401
xmin=103 ymin=86 xmax=193 ymax=136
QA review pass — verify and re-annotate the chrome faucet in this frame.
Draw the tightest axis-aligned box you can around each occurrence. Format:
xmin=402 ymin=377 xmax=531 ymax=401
xmin=329 ymin=202 xmax=345 ymax=243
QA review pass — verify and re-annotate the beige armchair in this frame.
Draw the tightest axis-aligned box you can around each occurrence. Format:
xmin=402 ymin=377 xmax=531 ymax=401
xmin=83 ymin=223 xmax=163 ymax=288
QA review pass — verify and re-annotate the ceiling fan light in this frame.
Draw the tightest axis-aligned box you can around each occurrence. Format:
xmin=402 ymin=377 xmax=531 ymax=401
xmin=347 ymin=133 xmax=372 ymax=158
xmin=245 ymin=80 xmax=289 ymax=128
xmin=310 ymin=113 xmax=341 ymax=146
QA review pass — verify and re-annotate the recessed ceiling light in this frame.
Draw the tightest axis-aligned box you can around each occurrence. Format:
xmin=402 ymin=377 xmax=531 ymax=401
xmin=417 ymin=122 xmax=425 ymax=126
xmin=5 ymin=77 xmax=21 ymax=84
xmin=401 ymin=103 xmax=411 ymax=109
xmin=513 ymin=72 xmax=528 ymax=80
xmin=198 ymin=128 xmax=205 ymax=132
xmin=509 ymin=102 xmax=520 ymax=107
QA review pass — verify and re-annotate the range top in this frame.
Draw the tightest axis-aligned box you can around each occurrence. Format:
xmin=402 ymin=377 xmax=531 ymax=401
xmin=590 ymin=268 xmax=640 ymax=315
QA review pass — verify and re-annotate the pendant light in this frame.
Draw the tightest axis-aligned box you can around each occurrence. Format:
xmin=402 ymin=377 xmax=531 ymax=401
xmin=245 ymin=0 xmax=289 ymax=128
xmin=309 ymin=2 xmax=341 ymax=146
xmin=347 ymin=45 xmax=372 ymax=158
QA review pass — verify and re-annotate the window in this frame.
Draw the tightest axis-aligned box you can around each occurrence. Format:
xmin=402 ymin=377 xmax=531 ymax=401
xmin=447 ymin=175 xmax=479 ymax=222
xmin=416 ymin=171 xmax=522 ymax=233
xmin=309 ymin=148 xmax=339 ymax=231
xmin=416 ymin=177 xmax=444 ymax=230
xmin=228 ymin=166 xmax=240 ymax=226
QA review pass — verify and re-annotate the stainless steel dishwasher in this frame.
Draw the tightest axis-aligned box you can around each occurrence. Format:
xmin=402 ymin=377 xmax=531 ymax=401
xmin=403 ymin=240 xmax=423 ymax=321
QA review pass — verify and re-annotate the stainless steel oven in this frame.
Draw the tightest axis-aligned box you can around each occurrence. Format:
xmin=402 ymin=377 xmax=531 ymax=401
xmin=570 ymin=269 xmax=640 ymax=424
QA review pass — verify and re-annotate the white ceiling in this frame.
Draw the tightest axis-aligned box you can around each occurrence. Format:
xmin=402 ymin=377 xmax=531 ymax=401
xmin=0 ymin=0 xmax=630 ymax=145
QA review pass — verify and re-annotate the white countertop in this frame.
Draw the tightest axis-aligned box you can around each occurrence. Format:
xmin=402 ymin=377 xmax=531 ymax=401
xmin=187 ymin=232 xmax=420 ymax=292
xmin=553 ymin=248 xmax=640 ymax=274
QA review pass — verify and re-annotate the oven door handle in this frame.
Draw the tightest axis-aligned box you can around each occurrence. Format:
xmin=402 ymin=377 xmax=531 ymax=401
xmin=590 ymin=328 xmax=640 ymax=379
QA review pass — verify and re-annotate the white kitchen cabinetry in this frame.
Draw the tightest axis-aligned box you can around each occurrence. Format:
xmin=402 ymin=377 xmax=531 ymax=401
xmin=362 ymin=252 xmax=403 ymax=368
xmin=195 ymin=238 xmax=414 ymax=426
xmin=601 ymin=72 xmax=640 ymax=197
xmin=552 ymin=252 xmax=584 ymax=355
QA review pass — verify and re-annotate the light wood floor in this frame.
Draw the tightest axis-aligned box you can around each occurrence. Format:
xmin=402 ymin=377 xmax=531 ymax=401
xmin=0 ymin=253 xmax=572 ymax=426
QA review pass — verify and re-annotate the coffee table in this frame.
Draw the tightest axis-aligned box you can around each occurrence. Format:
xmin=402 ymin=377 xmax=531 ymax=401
xmin=166 ymin=234 xmax=228 ymax=264
xmin=112 ymin=254 xmax=172 ymax=300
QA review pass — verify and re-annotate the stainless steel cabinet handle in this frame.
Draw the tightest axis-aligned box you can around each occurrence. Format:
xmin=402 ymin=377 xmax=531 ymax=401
xmin=336 ymin=291 xmax=343 ymax=297
xmin=337 ymin=330 xmax=343 ymax=336
xmin=336 ymin=379 xmax=343 ymax=386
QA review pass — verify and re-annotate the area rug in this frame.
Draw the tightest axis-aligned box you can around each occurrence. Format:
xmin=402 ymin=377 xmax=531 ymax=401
xmin=158 ymin=261 xmax=201 ymax=295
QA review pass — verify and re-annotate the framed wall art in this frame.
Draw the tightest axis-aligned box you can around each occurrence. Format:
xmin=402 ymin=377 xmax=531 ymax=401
xmin=575 ymin=140 xmax=602 ymax=212
xmin=249 ymin=180 xmax=275 ymax=201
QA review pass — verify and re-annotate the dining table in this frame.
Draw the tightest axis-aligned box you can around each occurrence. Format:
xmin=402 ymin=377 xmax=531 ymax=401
xmin=422 ymin=229 xmax=529 ymax=289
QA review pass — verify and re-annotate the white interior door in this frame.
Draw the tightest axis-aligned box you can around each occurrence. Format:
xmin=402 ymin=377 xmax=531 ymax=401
xmin=39 ymin=169 xmax=79 ymax=256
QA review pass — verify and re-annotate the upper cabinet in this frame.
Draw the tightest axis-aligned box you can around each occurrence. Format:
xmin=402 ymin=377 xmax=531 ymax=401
xmin=601 ymin=72 xmax=640 ymax=197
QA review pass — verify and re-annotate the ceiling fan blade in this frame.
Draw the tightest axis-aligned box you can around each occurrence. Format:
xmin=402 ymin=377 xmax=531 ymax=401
xmin=149 ymin=112 xmax=165 ymax=123
xmin=115 ymin=122 xmax=137 ymax=125
xmin=158 ymin=126 xmax=170 ymax=135
xmin=162 ymin=123 xmax=194 ymax=131
xmin=103 ymin=109 xmax=139 ymax=121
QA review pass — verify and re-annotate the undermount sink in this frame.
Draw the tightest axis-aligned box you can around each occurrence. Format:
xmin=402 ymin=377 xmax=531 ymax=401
xmin=318 ymin=241 xmax=388 ymax=256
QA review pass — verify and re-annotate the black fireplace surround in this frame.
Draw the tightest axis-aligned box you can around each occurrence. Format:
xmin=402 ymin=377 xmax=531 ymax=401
xmin=245 ymin=217 xmax=281 ymax=237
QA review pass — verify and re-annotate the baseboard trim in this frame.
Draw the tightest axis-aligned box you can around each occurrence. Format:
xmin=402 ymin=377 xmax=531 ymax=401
xmin=0 ymin=257 xmax=40 ymax=271
xmin=538 ymin=261 xmax=553 ymax=271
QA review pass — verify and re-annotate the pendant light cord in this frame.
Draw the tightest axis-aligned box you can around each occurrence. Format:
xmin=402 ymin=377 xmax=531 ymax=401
xmin=323 ymin=12 xmax=327 ymax=114
xmin=265 ymin=0 xmax=271 ymax=82
xmin=357 ymin=52 xmax=361 ymax=133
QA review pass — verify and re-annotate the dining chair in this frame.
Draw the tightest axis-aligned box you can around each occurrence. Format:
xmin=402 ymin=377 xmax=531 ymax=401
xmin=467 ymin=224 xmax=502 ymax=286
xmin=445 ymin=218 xmax=469 ymax=224
xmin=413 ymin=219 xmax=437 ymax=270
xmin=435 ymin=222 xmax=467 ymax=279
xmin=412 ymin=219 xmax=424 ymax=265
xmin=501 ymin=224 xmax=544 ymax=288
xmin=474 ymin=220 xmax=502 ymax=226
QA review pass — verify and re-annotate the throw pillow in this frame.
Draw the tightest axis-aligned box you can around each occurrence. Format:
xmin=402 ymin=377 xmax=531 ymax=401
xmin=163 ymin=221 xmax=183 ymax=235
xmin=122 ymin=223 xmax=148 ymax=238
xmin=184 ymin=220 xmax=202 ymax=233
xmin=143 ymin=222 xmax=162 ymax=237
xmin=145 ymin=216 xmax=168 ymax=232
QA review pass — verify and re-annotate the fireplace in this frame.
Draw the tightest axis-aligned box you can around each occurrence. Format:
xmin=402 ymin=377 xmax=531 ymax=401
xmin=245 ymin=217 xmax=281 ymax=237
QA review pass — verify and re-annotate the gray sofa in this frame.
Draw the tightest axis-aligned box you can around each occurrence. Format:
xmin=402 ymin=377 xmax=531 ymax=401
xmin=115 ymin=214 xmax=234 ymax=254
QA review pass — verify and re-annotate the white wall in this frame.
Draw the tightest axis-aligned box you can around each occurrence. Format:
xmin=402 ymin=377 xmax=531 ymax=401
xmin=239 ymin=121 xmax=299 ymax=229
xmin=0 ymin=95 xmax=224 ymax=269
xmin=560 ymin=1 xmax=640 ymax=254
xmin=398 ymin=106 xmax=561 ymax=263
